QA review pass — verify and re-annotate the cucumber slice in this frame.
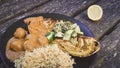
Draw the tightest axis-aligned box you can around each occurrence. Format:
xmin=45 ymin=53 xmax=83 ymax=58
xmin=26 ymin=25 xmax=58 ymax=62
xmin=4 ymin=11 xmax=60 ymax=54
xmin=70 ymin=23 xmax=77 ymax=29
xmin=63 ymin=30 xmax=74 ymax=40
xmin=55 ymin=32 xmax=63 ymax=37
xmin=75 ymin=26 xmax=84 ymax=35
xmin=72 ymin=32 xmax=77 ymax=37
xmin=46 ymin=32 xmax=55 ymax=42
xmin=53 ymin=22 xmax=62 ymax=32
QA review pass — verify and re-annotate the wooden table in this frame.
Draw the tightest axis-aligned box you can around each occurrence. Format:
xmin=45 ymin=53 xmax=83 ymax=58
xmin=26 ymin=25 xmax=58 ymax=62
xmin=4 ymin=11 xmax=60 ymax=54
xmin=0 ymin=0 xmax=120 ymax=68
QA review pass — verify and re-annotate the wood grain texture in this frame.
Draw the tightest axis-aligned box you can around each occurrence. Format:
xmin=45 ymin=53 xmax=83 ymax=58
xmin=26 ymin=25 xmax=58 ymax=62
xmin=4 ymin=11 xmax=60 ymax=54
xmin=23 ymin=0 xmax=99 ymax=17
xmin=0 ymin=0 xmax=99 ymax=68
xmin=0 ymin=0 xmax=49 ymax=24
xmin=0 ymin=0 xmax=120 ymax=68
xmin=0 ymin=0 xmax=99 ymax=35
xmin=0 ymin=0 xmax=14 ymax=6
xmin=0 ymin=53 xmax=5 ymax=68
xmin=75 ymin=0 xmax=120 ymax=40
xmin=89 ymin=23 xmax=120 ymax=68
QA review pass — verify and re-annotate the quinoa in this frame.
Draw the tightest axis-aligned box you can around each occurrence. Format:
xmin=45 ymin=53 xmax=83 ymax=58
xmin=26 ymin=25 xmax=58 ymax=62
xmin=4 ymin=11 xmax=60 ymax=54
xmin=14 ymin=45 xmax=74 ymax=68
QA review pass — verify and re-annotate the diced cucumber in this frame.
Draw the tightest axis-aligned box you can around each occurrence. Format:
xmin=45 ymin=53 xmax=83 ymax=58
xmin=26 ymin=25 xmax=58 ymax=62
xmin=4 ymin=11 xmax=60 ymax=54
xmin=53 ymin=23 xmax=62 ymax=32
xmin=79 ymin=32 xmax=84 ymax=35
xmin=50 ymin=20 xmax=84 ymax=41
xmin=75 ymin=26 xmax=83 ymax=35
xmin=63 ymin=30 xmax=74 ymax=40
xmin=46 ymin=32 xmax=55 ymax=42
xmin=62 ymin=21 xmax=71 ymax=32
xmin=72 ymin=32 xmax=77 ymax=37
xmin=70 ymin=23 xmax=77 ymax=29
xmin=59 ymin=20 xmax=64 ymax=24
xmin=55 ymin=32 xmax=63 ymax=37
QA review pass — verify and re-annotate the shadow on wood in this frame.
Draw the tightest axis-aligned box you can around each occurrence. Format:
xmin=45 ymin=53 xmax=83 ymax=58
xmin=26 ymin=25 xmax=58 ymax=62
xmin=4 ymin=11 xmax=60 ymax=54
xmin=73 ymin=54 xmax=97 ymax=68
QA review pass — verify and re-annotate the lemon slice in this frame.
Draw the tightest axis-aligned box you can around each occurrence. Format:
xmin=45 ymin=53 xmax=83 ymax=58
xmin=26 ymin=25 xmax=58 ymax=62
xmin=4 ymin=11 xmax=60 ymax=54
xmin=87 ymin=5 xmax=103 ymax=21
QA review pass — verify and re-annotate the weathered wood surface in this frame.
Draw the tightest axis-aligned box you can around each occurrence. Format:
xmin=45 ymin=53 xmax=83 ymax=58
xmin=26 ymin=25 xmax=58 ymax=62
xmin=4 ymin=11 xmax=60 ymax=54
xmin=0 ymin=0 xmax=120 ymax=68
xmin=0 ymin=0 xmax=14 ymax=6
xmin=90 ymin=23 xmax=120 ymax=68
xmin=0 ymin=0 xmax=100 ymax=67
xmin=0 ymin=0 xmax=100 ymax=68
xmin=0 ymin=0 xmax=100 ymax=35
xmin=0 ymin=0 xmax=100 ymax=25
xmin=75 ymin=0 xmax=120 ymax=40
xmin=0 ymin=0 xmax=49 ymax=24
xmin=0 ymin=59 xmax=5 ymax=68
xmin=23 ymin=0 xmax=99 ymax=17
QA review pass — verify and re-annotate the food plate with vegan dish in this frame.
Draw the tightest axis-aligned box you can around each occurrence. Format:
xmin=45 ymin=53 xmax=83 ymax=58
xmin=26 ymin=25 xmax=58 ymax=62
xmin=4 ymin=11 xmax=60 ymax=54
xmin=0 ymin=13 xmax=100 ymax=68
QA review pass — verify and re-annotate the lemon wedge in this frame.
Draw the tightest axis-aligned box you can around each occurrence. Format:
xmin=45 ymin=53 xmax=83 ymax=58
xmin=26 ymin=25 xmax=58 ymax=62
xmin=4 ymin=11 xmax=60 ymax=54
xmin=87 ymin=5 xmax=103 ymax=21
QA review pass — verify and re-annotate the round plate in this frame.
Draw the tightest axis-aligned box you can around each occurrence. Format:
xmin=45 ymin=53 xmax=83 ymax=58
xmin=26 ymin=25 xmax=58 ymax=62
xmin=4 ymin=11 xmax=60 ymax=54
xmin=0 ymin=13 xmax=95 ymax=68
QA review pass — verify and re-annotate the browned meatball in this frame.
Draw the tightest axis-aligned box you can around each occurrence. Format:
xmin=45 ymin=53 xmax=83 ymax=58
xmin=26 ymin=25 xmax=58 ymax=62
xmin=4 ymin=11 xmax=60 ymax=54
xmin=6 ymin=37 xmax=24 ymax=61
xmin=14 ymin=28 xmax=26 ymax=39
xmin=10 ymin=38 xmax=24 ymax=52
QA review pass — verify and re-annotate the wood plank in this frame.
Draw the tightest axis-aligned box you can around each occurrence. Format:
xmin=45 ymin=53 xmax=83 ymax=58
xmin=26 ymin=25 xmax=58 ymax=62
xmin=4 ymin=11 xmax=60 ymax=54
xmin=1 ymin=0 xmax=99 ymax=34
xmin=90 ymin=23 xmax=120 ymax=68
xmin=0 ymin=0 xmax=49 ymax=24
xmin=0 ymin=0 xmax=99 ymax=34
xmin=0 ymin=0 xmax=99 ymax=67
xmin=0 ymin=63 xmax=5 ymax=68
xmin=0 ymin=0 xmax=14 ymax=6
xmin=23 ymin=0 xmax=100 ymax=16
xmin=75 ymin=0 xmax=120 ymax=40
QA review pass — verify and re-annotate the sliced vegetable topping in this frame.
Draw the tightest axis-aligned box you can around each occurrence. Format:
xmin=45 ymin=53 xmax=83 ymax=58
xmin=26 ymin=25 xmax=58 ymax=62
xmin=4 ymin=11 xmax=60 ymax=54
xmin=75 ymin=26 xmax=84 ymax=35
xmin=46 ymin=32 xmax=55 ymax=42
xmin=55 ymin=32 xmax=64 ymax=37
xmin=46 ymin=20 xmax=84 ymax=42
xmin=63 ymin=30 xmax=74 ymax=40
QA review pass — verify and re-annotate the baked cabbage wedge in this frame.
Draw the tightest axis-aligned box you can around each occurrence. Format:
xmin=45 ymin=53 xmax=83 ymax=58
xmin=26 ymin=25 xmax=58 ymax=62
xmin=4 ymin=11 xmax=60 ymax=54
xmin=52 ymin=36 xmax=100 ymax=57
